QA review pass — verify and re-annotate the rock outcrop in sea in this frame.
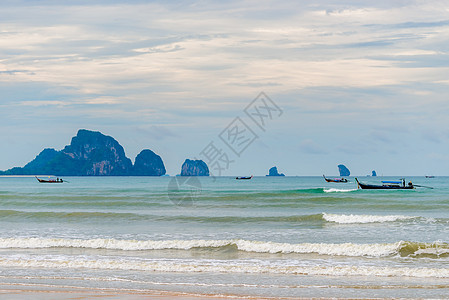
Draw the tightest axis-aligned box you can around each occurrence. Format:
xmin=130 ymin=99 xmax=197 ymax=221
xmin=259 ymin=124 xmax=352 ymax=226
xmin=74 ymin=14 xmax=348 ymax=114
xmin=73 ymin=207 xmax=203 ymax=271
xmin=133 ymin=149 xmax=166 ymax=176
xmin=372 ymin=170 xmax=377 ymax=177
xmin=266 ymin=166 xmax=285 ymax=176
xmin=180 ymin=159 xmax=209 ymax=176
xmin=0 ymin=129 xmax=166 ymax=176
xmin=338 ymin=164 xmax=350 ymax=176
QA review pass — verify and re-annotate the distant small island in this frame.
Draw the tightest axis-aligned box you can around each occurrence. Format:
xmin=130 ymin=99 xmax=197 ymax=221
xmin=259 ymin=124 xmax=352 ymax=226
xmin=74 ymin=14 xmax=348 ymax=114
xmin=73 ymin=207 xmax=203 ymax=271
xmin=338 ymin=164 xmax=350 ymax=176
xmin=0 ymin=129 xmax=167 ymax=176
xmin=266 ymin=166 xmax=285 ymax=176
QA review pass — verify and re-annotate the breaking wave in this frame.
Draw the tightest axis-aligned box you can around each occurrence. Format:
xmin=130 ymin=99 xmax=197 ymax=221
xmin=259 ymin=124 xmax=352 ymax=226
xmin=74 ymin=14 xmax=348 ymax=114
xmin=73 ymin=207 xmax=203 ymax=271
xmin=0 ymin=256 xmax=448 ymax=278
xmin=0 ymin=238 xmax=447 ymax=258
xmin=323 ymin=188 xmax=358 ymax=193
xmin=322 ymin=213 xmax=418 ymax=224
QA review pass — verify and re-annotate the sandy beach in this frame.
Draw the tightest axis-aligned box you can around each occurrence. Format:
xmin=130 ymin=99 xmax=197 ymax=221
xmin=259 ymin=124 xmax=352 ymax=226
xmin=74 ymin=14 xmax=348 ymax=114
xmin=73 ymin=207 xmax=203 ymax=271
xmin=0 ymin=284 xmax=300 ymax=300
xmin=0 ymin=285 xmax=241 ymax=300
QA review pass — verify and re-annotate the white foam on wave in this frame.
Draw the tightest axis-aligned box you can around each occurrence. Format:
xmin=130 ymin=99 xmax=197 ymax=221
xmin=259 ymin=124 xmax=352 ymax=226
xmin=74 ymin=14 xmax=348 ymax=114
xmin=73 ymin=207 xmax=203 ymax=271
xmin=0 ymin=238 xmax=230 ymax=251
xmin=0 ymin=237 xmax=402 ymax=257
xmin=0 ymin=256 xmax=448 ymax=278
xmin=413 ymin=248 xmax=449 ymax=257
xmin=323 ymin=188 xmax=358 ymax=193
xmin=322 ymin=213 xmax=417 ymax=224
xmin=233 ymin=240 xmax=400 ymax=257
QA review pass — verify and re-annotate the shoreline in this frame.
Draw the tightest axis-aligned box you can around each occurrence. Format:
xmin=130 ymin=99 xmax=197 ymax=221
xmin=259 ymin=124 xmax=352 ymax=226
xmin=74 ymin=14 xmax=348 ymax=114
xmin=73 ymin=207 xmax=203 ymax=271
xmin=0 ymin=284 xmax=303 ymax=300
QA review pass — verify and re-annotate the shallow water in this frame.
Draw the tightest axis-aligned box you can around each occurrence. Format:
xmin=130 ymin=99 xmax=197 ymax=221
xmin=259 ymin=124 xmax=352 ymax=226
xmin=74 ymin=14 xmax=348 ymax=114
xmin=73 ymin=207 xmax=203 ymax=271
xmin=0 ymin=176 xmax=448 ymax=298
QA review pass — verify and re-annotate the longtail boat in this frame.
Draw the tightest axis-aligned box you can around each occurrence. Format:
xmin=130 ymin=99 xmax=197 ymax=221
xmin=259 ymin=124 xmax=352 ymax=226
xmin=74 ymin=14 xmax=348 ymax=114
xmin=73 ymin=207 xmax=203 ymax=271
xmin=355 ymin=178 xmax=414 ymax=190
xmin=236 ymin=175 xmax=253 ymax=180
xmin=35 ymin=176 xmax=64 ymax=183
xmin=323 ymin=175 xmax=348 ymax=183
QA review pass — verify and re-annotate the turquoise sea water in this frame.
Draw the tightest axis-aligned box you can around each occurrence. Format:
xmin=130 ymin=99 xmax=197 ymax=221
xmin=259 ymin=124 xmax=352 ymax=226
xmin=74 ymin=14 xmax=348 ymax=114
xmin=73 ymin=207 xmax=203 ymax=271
xmin=0 ymin=176 xmax=448 ymax=298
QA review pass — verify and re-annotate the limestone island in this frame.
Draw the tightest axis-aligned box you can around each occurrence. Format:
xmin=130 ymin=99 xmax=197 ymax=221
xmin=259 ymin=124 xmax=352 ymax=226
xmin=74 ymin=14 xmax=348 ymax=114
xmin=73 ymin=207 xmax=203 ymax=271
xmin=266 ymin=166 xmax=285 ymax=176
xmin=180 ymin=159 xmax=209 ymax=176
xmin=338 ymin=164 xmax=350 ymax=176
xmin=0 ymin=129 xmax=166 ymax=176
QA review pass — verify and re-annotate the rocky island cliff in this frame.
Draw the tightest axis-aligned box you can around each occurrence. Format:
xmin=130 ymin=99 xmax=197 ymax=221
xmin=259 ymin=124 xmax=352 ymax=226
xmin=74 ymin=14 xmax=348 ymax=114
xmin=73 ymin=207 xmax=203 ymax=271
xmin=180 ymin=159 xmax=209 ymax=176
xmin=266 ymin=166 xmax=285 ymax=176
xmin=133 ymin=149 xmax=166 ymax=176
xmin=0 ymin=129 xmax=166 ymax=176
xmin=338 ymin=164 xmax=350 ymax=176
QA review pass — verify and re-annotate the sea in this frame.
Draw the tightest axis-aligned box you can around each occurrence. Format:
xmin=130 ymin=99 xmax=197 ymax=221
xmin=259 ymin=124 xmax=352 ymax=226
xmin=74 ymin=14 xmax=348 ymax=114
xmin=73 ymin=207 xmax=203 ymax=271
xmin=0 ymin=176 xmax=448 ymax=299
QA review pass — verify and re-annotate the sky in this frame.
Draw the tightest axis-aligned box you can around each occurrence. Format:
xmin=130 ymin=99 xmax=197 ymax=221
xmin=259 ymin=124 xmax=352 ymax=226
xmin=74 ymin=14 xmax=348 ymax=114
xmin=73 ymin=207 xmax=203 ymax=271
xmin=1 ymin=0 xmax=449 ymax=176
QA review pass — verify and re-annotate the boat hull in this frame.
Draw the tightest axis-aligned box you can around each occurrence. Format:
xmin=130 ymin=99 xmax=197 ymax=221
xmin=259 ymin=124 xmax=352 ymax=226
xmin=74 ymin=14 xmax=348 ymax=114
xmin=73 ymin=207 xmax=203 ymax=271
xmin=35 ymin=176 xmax=63 ymax=183
xmin=355 ymin=178 xmax=414 ymax=190
xmin=236 ymin=176 xmax=253 ymax=180
xmin=323 ymin=175 xmax=348 ymax=183
xmin=357 ymin=183 xmax=414 ymax=190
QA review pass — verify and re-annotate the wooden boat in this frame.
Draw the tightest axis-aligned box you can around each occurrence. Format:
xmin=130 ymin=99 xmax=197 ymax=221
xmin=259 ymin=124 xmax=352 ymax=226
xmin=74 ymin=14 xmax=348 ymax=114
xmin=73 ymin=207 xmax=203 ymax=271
xmin=35 ymin=176 xmax=64 ymax=183
xmin=355 ymin=178 xmax=414 ymax=190
xmin=236 ymin=175 xmax=253 ymax=180
xmin=323 ymin=175 xmax=348 ymax=183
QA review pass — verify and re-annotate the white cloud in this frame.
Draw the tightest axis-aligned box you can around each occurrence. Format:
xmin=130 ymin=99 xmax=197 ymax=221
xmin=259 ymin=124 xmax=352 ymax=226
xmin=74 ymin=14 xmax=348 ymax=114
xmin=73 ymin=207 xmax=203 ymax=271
xmin=1 ymin=1 xmax=448 ymax=103
xmin=19 ymin=100 xmax=67 ymax=107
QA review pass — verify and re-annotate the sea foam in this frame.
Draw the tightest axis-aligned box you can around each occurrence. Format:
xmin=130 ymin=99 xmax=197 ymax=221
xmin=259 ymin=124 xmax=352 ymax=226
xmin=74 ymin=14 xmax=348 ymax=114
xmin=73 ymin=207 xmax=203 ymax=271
xmin=323 ymin=188 xmax=358 ymax=193
xmin=322 ymin=213 xmax=417 ymax=224
xmin=1 ymin=238 xmax=447 ymax=258
xmin=0 ymin=237 xmax=409 ymax=257
xmin=0 ymin=256 xmax=448 ymax=278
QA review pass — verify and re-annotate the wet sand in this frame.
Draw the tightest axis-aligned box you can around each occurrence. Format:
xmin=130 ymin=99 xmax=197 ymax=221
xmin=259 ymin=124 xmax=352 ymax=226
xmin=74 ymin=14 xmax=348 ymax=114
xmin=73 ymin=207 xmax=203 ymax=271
xmin=0 ymin=284 xmax=300 ymax=300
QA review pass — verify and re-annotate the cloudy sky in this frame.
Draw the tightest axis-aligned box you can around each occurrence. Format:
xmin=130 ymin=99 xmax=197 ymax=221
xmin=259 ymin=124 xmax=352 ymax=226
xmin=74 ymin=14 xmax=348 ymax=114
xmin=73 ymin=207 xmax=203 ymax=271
xmin=1 ymin=0 xmax=449 ymax=176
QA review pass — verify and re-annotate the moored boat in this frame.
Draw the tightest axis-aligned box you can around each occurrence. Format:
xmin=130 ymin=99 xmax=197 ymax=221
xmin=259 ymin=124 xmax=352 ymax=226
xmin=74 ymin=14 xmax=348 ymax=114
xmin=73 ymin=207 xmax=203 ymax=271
xmin=323 ymin=175 xmax=348 ymax=183
xmin=355 ymin=178 xmax=414 ymax=190
xmin=35 ymin=176 xmax=64 ymax=183
xmin=236 ymin=175 xmax=253 ymax=180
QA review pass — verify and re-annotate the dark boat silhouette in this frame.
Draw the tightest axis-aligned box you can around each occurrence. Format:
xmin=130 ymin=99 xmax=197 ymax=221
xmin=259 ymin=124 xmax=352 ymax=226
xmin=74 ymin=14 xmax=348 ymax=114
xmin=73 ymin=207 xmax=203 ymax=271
xmin=35 ymin=176 xmax=64 ymax=183
xmin=323 ymin=175 xmax=348 ymax=183
xmin=355 ymin=178 xmax=414 ymax=189
xmin=236 ymin=175 xmax=253 ymax=180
